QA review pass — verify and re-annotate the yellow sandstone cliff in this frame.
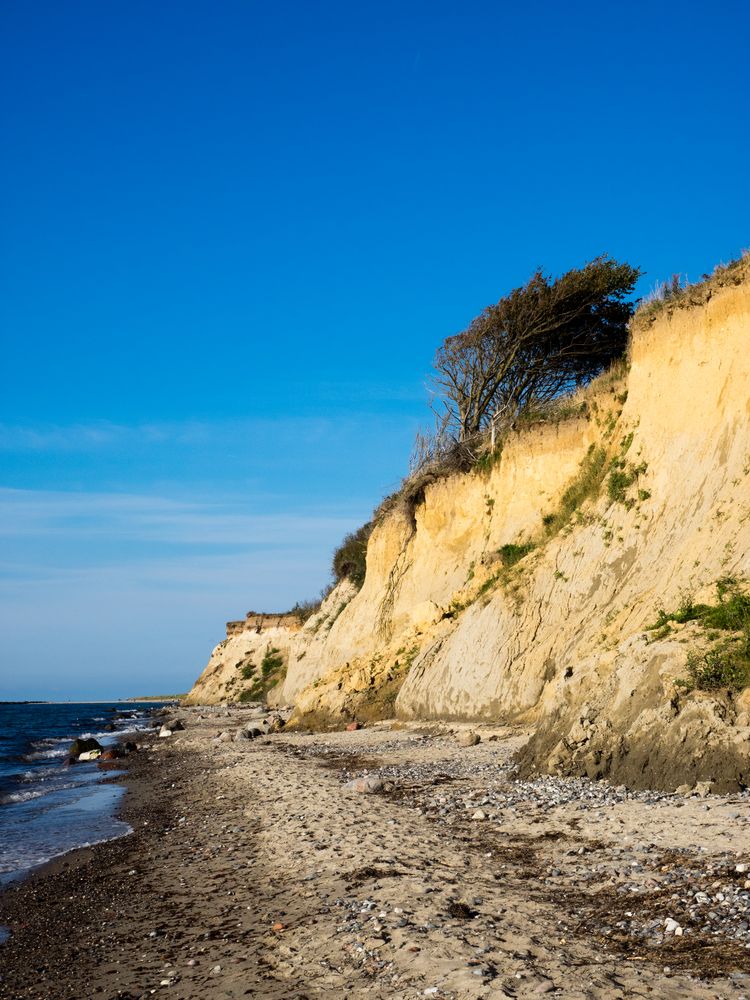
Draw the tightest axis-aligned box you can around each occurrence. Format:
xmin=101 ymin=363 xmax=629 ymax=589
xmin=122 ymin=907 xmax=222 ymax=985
xmin=187 ymin=258 xmax=750 ymax=790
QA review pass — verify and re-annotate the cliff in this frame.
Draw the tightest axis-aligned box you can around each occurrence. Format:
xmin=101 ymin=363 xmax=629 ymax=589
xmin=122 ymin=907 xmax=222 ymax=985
xmin=186 ymin=258 xmax=750 ymax=790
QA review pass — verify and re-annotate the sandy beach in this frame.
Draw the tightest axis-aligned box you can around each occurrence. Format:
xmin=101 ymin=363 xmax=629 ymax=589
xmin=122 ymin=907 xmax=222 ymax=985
xmin=3 ymin=709 xmax=750 ymax=999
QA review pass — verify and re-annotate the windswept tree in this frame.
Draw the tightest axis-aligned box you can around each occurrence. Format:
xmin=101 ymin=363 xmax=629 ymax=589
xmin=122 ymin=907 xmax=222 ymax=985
xmin=432 ymin=256 xmax=640 ymax=442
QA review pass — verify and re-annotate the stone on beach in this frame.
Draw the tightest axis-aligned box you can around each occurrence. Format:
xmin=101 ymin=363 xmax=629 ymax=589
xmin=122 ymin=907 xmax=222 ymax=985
xmin=68 ymin=737 xmax=103 ymax=758
xmin=343 ymin=775 xmax=383 ymax=793
xmin=456 ymin=731 xmax=480 ymax=747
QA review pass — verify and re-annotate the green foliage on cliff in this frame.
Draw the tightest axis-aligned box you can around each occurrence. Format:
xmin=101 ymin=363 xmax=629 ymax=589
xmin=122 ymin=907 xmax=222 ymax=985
xmin=239 ymin=645 xmax=287 ymax=702
xmin=679 ymin=648 xmax=750 ymax=692
xmin=332 ymin=520 xmax=373 ymax=588
xmin=649 ymin=581 xmax=750 ymax=693
xmin=541 ymin=444 xmax=608 ymax=537
xmin=433 ymin=256 xmax=640 ymax=441
xmin=498 ymin=542 xmax=535 ymax=568
xmin=649 ymin=582 xmax=750 ymax=634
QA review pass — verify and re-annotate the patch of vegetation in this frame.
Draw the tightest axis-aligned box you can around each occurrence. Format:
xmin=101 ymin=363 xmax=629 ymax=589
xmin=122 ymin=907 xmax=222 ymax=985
xmin=607 ymin=466 xmax=637 ymax=504
xmin=541 ymin=444 xmax=608 ymax=537
xmin=677 ymin=648 xmax=750 ymax=693
xmin=606 ymin=434 xmax=648 ymax=507
xmin=332 ymin=521 xmax=373 ymax=588
xmin=244 ymin=645 xmax=287 ymax=701
xmin=498 ymin=542 xmax=535 ymax=568
xmin=635 ymin=252 xmax=749 ymax=327
xmin=261 ymin=646 xmax=284 ymax=675
xmin=240 ymin=660 xmax=255 ymax=680
xmin=474 ymin=443 xmax=503 ymax=474
xmin=353 ymin=648 xmax=419 ymax=722
xmin=291 ymin=598 xmax=321 ymax=624
xmin=649 ymin=581 xmax=750 ymax=693
xmin=648 ymin=583 xmax=750 ymax=633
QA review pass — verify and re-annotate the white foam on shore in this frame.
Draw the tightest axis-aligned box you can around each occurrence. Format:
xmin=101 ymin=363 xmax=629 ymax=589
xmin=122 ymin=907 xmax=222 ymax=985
xmin=22 ymin=747 xmax=67 ymax=762
xmin=0 ymin=788 xmax=47 ymax=805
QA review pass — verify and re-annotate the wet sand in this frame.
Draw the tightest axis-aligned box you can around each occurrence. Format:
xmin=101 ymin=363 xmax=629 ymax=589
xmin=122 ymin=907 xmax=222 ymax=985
xmin=2 ymin=710 xmax=750 ymax=998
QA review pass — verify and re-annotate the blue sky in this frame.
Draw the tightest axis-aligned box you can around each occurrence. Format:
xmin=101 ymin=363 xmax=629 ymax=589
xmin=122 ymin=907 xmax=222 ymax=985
xmin=1 ymin=1 xmax=748 ymax=699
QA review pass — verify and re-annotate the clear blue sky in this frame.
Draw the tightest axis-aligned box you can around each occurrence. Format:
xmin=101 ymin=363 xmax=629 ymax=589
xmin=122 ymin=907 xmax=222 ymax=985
xmin=1 ymin=0 xmax=748 ymax=699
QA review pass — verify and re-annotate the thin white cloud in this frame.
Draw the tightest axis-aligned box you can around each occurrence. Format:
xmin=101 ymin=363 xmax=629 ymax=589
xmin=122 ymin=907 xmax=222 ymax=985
xmin=0 ymin=410 xmax=420 ymax=453
xmin=0 ymin=487 xmax=362 ymax=546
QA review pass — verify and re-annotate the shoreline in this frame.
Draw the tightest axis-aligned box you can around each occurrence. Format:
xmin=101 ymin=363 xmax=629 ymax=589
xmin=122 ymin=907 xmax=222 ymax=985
xmin=3 ymin=709 xmax=750 ymax=998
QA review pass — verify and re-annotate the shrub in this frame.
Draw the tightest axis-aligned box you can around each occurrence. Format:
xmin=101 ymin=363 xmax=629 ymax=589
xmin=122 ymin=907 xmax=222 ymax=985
xmin=243 ymin=646 xmax=287 ymax=702
xmin=650 ymin=581 xmax=750 ymax=693
xmin=291 ymin=599 xmax=321 ymax=624
xmin=679 ymin=649 xmax=750 ymax=692
xmin=332 ymin=521 xmax=373 ymax=588
xmin=607 ymin=467 xmax=636 ymax=504
xmin=261 ymin=646 xmax=284 ymax=676
xmin=498 ymin=542 xmax=535 ymax=568
xmin=648 ymin=583 xmax=750 ymax=632
xmin=701 ymin=591 xmax=750 ymax=631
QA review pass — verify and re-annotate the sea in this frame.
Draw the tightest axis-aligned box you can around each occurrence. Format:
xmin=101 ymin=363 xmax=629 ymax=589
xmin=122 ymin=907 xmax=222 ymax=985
xmin=0 ymin=701 xmax=168 ymax=895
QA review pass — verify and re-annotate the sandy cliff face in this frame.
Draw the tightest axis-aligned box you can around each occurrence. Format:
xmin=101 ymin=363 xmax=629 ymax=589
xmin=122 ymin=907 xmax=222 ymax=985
xmin=185 ymin=624 xmax=297 ymax=705
xmin=188 ymin=263 xmax=750 ymax=789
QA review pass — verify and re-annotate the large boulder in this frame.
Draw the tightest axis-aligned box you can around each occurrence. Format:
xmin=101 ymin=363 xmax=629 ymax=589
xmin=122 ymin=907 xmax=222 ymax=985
xmin=68 ymin=737 xmax=103 ymax=758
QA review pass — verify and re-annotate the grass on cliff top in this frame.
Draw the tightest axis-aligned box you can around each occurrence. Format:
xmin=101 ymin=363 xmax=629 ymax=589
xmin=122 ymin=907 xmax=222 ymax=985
xmin=634 ymin=251 xmax=749 ymax=327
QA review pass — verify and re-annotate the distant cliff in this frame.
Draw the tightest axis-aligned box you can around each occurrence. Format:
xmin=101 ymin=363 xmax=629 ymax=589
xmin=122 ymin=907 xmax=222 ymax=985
xmin=187 ymin=257 xmax=750 ymax=791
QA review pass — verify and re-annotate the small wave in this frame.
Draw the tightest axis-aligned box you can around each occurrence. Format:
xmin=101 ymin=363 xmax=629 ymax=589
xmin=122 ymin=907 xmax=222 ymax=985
xmin=22 ymin=748 xmax=68 ymax=762
xmin=0 ymin=788 xmax=46 ymax=805
xmin=21 ymin=766 xmax=59 ymax=782
xmin=0 ymin=778 xmax=88 ymax=808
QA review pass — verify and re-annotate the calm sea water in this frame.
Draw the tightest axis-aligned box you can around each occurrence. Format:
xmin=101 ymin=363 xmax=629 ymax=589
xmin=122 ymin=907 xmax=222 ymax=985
xmin=0 ymin=701 xmax=166 ymax=888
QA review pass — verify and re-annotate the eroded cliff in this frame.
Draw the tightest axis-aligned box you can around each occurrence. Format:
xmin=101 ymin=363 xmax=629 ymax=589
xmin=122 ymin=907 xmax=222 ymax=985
xmin=187 ymin=259 xmax=750 ymax=790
